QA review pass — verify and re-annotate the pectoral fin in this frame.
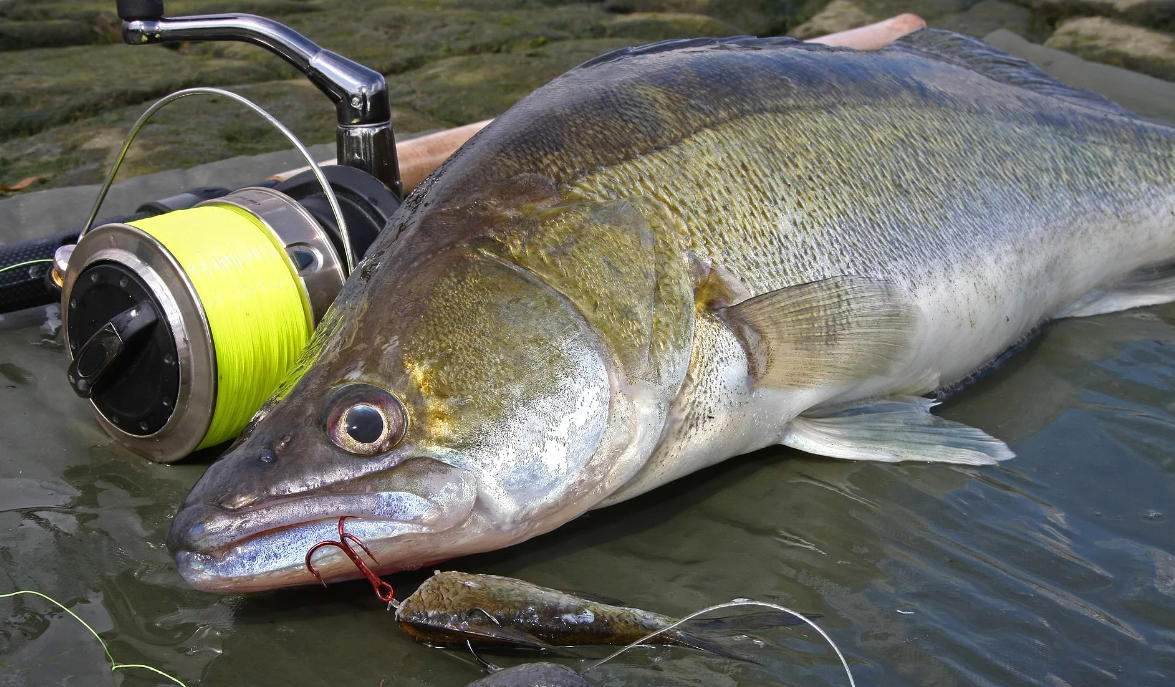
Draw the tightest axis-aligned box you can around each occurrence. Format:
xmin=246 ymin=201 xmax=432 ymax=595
xmin=1059 ymin=263 xmax=1175 ymax=318
xmin=716 ymin=276 xmax=920 ymax=388
xmin=782 ymin=396 xmax=1014 ymax=465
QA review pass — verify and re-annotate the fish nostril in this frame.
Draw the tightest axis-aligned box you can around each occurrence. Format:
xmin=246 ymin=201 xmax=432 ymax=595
xmin=258 ymin=447 xmax=277 ymax=464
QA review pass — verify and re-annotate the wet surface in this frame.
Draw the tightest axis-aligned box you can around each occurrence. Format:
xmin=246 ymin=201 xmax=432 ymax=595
xmin=2 ymin=298 xmax=1174 ymax=687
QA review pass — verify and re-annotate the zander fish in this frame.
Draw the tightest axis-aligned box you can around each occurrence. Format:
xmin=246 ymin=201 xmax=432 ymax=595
xmin=168 ymin=29 xmax=1175 ymax=592
xmin=395 ymin=570 xmax=768 ymax=655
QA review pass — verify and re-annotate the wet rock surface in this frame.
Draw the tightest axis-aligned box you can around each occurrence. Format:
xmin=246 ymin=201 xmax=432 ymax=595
xmin=986 ymin=27 xmax=1175 ymax=124
xmin=0 ymin=0 xmax=767 ymax=193
xmin=1035 ymin=0 xmax=1175 ymax=32
xmin=1046 ymin=15 xmax=1175 ymax=80
xmin=934 ymin=0 xmax=1037 ymax=38
xmin=1 ymin=0 xmax=1174 ymax=194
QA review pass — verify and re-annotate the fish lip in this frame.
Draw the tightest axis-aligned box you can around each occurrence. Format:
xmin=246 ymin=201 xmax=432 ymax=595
xmin=170 ymin=507 xmax=463 ymax=593
xmin=168 ymin=467 xmax=478 ymax=592
xmin=168 ymin=492 xmax=429 ymax=555
xmin=171 ymin=516 xmax=430 ymax=593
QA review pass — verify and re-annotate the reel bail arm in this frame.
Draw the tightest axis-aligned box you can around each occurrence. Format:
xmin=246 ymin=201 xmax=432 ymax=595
xmin=115 ymin=0 xmax=402 ymax=198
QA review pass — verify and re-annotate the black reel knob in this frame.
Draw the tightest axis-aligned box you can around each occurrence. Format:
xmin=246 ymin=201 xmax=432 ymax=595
xmin=66 ymin=263 xmax=179 ymax=436
xmin=116 ymin=0 xmax=165 ymax=21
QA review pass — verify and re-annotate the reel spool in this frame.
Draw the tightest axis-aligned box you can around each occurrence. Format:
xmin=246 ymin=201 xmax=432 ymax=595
xmin=64 ymin=188 xmax=341 ymax=461
xmin=57 ymin=89 xmax=400 ymax=463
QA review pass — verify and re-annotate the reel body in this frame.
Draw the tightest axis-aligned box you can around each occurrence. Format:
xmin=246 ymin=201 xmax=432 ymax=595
xmin=61 ymin=176 xmax=398 ymax=462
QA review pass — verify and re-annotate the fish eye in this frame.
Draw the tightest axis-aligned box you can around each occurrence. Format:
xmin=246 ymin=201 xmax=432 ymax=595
xmin=345 ymin=404 xmax=383 ymax=443
xmin=324 ymin=384 xmax=407 ymax=456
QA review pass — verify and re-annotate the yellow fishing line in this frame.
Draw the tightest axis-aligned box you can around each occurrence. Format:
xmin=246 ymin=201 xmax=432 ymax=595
xmin=0 ymin=590 xmax=186 ymax=686
xmin=132 ymin=206 xmax=313 ymax=448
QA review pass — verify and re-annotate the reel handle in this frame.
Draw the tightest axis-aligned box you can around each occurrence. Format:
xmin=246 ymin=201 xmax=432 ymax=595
xmin=67 ymin=302 xmax=159 ymax=398
xmin=114 ymin=1 xmax=401 ymax=198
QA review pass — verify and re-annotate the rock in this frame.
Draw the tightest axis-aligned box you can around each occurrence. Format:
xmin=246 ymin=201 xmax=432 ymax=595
xmin=791 ymin=0 xmax=992 ymax=39
xmin=932 ymin=0 xmax=1039 ymax=39
xmin=0 ymin=20 xmax=101 ymax=51
xmin=0 ymin=36 xmax=662 ymax=191
xmin=601 ymin=0 xmax=799 ymax=34
xmin=603 ymin=12 xmax=737 ymax=39
xmin=791 ymin=0 xmax=878 ymax=39
xmin=603 ymin=0 xmax=713 ymax=13
xmin=0 ymin=43 xmax=290 ymax=139
xmin=1045 ymin=16 xmax=1175 ymax=81
xmin=1035 ymin=0 xmax=1175 ymax=33
xmin=985 ymin=28 xmax=1175 ymax=125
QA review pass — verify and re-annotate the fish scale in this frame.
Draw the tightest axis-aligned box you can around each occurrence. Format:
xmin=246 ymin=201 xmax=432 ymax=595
xmin=569 ymin=103 xmax=1164 ymax=303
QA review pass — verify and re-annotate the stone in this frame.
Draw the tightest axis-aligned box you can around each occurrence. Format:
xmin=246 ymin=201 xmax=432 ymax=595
xmin=0 ymin=20 xmax=101 ymax=51
xmin=0 ymin=43 xmax=290 ymax=140
xmin=985 ymin=28 xmax=1175 ymax=125
xmin=1035 ymin=0 xmax=1175 ymax=33
xmin=1045 ymin=16 xmax=1175 ymax=81
xmin=603 ymin=12 xmax=737 ymax=40
xmin=932 ymin=0 xmax=1039 ymax=39
xmin=601 ymin=1 xmax=799 ymax=34
xmin=791 ymin=0 xmax=878 ymax=39
xmin=790 ymin=0 xmax=988 ymax=39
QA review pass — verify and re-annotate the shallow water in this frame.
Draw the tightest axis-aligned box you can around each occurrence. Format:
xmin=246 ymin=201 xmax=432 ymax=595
xmin=2 ymin=294 xmax=1174 ymax=686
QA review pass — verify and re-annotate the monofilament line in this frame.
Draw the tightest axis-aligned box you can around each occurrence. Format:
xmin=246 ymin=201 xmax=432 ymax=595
xmin=579 ymin=598 xmax=856 ymax=687
xmin=79 ymin=86 xmax=354 ymax=274
xmin=0 ymin=590 xmax=187 ymax=686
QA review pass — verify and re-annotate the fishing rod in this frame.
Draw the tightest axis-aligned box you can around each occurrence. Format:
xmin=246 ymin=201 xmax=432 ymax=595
xmin=0 ymin=4 xmax=922 ymax=463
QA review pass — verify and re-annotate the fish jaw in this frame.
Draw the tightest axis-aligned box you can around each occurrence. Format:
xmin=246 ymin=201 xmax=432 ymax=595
xmin=169 ymin=456 xmax=478 ymax=593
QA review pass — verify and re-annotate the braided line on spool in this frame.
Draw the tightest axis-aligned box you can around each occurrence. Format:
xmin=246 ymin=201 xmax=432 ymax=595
xmin=130 ymin=206 xmax=314 ymax=449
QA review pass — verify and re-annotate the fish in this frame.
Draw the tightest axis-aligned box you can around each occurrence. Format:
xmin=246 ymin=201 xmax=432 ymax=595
xmin=167 ymin=29 xmax=1175 ymax=593
xmin=465 ymin=662 xmax=589 ymax=687
xmin=394 ymin=570 xmax=769 ymax=655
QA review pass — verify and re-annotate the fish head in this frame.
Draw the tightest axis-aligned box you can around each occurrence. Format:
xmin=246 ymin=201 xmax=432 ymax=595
xmin=166 ymin=181 xmax=674 ymax=593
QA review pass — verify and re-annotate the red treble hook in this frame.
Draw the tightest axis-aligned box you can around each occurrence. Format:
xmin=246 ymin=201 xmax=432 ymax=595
xmin=305 ymin=516 xmax=395 ymax=603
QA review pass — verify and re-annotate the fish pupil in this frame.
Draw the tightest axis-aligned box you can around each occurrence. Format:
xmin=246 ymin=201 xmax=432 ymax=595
xmin=345 ymin=404 xmax=384 ymax=444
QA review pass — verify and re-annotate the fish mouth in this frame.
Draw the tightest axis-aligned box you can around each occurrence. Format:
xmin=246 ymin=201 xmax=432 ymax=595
xmin=168 ymin=461 xmax=477 ymax=593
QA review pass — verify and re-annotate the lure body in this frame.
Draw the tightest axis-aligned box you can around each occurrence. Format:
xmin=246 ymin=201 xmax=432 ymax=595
xmin=396 ymin=571 xmax=751 ymax=653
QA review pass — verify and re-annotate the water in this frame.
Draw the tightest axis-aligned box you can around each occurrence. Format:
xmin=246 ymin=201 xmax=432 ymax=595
xmin=1 ymin=296 xmax=1173 ymax=687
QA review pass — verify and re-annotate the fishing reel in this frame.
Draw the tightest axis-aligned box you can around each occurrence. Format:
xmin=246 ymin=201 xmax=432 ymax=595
xmin=0 ymin=0 xmax=404 ymax=462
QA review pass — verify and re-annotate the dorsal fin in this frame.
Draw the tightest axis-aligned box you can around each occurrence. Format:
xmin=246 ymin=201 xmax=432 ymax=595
xmin=893 ymin=28 xmax=1133 ymax=117
xmin=574 ymin=35 xmax=806 ymax=71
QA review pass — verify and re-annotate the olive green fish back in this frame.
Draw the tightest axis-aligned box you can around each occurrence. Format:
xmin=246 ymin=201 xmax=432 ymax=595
xmin=398 ymin=30 xmax=1175 ymax=308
